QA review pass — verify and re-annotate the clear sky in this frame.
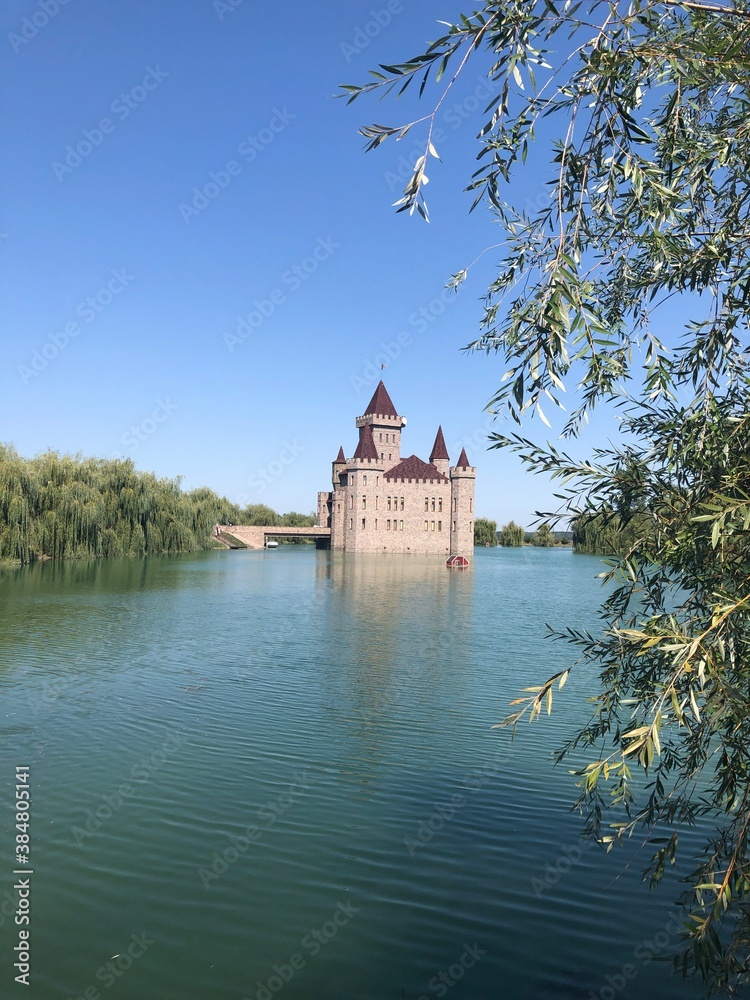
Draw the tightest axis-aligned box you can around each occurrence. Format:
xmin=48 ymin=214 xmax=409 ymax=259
xmin=3 ymin=0 xmax=634 ymax=527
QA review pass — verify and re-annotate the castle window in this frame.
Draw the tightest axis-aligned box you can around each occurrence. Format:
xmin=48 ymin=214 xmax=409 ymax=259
xmin=362 ymin=496 xmax=366 ymax=510
xmin=375 ymin=496 xmax=378 ymax=509
xmin=363 ymin=475 xmax=367 ymax=486
xmin=469 ymin=498 xmax=473 ymax=513
xmin=387 ymin=497 xmax=392 ymax=511
xmin=389 ymin=454 xmax=392 ymax=461
xmin=431 ymin=521 xmax=435 ymax=531
xmin=400 ymin=497 xmax=404 ymax=510
xmin=362 ymin=518 xmax=366 ymax=529
xmin=399 ymin=520 xmax=404 ymax=531
xmin=349 ymin=495 xmax=353 ymax=509
xmin=379 ymin=433 xmax=382 ymax=442
xmin=453 ymin=497 xmax=457 ymax=511
xmin=438 ymin=498 xmax=443 ymax=512
xmin=387 ymin=519 xmax=391 ymax=530
xmin=431 ymin=498 xmax=436 ymax=511
xmin=453 ymin=520 xmax=457 ymax=532
xmin=350 ymin=518 xmax=353 ymax=530
xmin=376 ymin=476 xmax=379 ymax=485
xmin=425 ymin=497 xmax=429 ymax=512
xmin=424 ymin=520 xmax=429 ymax=531
xmin=375 ymin=518 xmax=378 ymax=529
xmin=337 ymin=503 xmax=341 ymax=513
xmin=385 ymin=433 xmax=389 ymax=443
xmin=380 ymin=452 xmax=384 ymax=460
xmin=438 ymin=521 xmax=442 ymax=532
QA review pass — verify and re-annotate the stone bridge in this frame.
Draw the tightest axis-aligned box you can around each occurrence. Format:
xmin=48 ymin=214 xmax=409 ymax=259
xmin=218 ymin=525 xmax=331 ymax=550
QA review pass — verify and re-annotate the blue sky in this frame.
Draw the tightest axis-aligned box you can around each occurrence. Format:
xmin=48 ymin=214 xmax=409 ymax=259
xmin=3 ymin=0 xmax=637 ymax=526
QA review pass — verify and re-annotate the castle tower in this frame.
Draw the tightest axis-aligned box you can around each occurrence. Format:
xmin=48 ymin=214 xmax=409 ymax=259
xmin=449 ymin=447 xmax=476 ymax=560
xmin=429 ymin=426 xmax=450 ymax=478
xmin=332 ymin=446 xmax=346 ymax=489
xmin=345 ymin=424 xmax=384 ymax=552
xmin=355 ymin=381 xmax=405 ymax=472
xmin=331 ymin=445 xmax=347 ymax=549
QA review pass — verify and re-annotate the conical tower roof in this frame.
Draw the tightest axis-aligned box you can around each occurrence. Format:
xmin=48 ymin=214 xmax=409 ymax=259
xmin=363 ymin=381 xmax=398 ymax=418
xmin=334 ymin=446 xmax=345 ymax=463
xmin=429 ymin=425 xmax=449 ymax=463
xmin=352 ymin=423 xmax=379 ymax=461
xmin=455 ymin=447 xmax=471 ymax=468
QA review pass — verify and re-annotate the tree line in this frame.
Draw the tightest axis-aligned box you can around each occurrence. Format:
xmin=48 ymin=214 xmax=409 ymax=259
xmin=0 ymin=444 xmax=313 ymax=565
xmin=474 ymin=518 xmax=571 ymax=547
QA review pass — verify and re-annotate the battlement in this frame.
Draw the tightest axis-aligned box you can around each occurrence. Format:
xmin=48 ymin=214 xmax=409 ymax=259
xmin=450 ymin=464 xmax=476 ymax=478
xmin=355 ymin=413 xmax=404 ymax=428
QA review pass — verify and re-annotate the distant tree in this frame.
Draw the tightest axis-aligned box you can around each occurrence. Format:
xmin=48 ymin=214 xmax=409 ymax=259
xmin=242 ymin=504 xmax=280 ymax=526
xmin=474 ymin=517 xmax=497 ymax=546
xmin=499 ymin=520 xmax=524 ymax=547
xmin=572 ymin=511 xmax=653 ymax=555
xmin=280 ymin=511 xmax=316 ymax=527
xmin=531 ymin=523 xmax=556 ymax=547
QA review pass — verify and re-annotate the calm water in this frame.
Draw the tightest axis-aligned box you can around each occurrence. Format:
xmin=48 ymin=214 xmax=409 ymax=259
xmin=0 ymin=548 xmax=705 ymax=1000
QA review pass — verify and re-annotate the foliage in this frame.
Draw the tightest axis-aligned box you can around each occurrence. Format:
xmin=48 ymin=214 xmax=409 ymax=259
xmin=474 ymin=517 xmax=498 ymax=545
xmin=0 ymin=444 xmax=243 ymax=564
xmin=243 ymin=504 xmax=281 ymax=526
xmin=500 ymin=519 xmax=524 ymax=546
xmin=345 ymin=0 xmax=750 ymax=991
xmin=572 ymin=510 xmax=653 ymax=555
xmin=531 ymin=522 xmax=556 ymax=547
xmin=0 ymin=445 xmax=308 ymax=564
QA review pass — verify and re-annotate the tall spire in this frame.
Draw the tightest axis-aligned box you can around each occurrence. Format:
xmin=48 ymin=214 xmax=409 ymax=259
xmin=352 ymin=423 xmax=379 ymax=461
xmin=429 ymin=425 xmax=449 ymax=463
xmin=334 ymin=446 xmax=345 ymax=463
xmin=363 ymin=381 xmax=398 ymax=418
xmin=455 ymin=447 xmax=471 ymax=469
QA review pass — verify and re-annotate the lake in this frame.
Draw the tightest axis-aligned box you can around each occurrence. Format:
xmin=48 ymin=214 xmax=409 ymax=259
xmin=0 ymin=547 xmax=706 ymax=999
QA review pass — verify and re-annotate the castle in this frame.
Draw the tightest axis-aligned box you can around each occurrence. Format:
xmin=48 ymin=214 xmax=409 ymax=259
xmin=316 ymin=382 xmax=476 ymax=562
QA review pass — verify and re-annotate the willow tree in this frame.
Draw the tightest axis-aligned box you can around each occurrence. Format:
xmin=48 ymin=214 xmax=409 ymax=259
xmin=500 ymin=520 xmax=524 ymax=547
xmin=344 ymin=2 xmax=750 ymax=992
xmin=0 ymin=445 xmax=244 ymax=563
xmin=474 ymin=517 xmax=498 ymax=545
